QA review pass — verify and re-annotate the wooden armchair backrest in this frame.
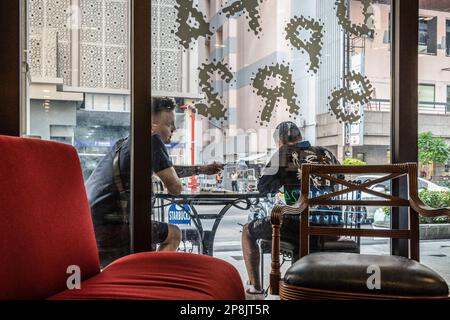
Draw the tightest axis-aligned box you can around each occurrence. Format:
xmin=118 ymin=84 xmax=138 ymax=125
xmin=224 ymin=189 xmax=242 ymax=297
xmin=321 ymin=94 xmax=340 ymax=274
xmin=297 ymin=163 xmax=422 ymax=260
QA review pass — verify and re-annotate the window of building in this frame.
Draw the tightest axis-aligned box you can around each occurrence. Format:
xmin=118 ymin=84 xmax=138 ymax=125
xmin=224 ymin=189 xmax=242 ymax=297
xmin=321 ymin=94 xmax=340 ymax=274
xmin=446 ymin=85 xmax=450 ymax=112
xmin=383 ymin=12 xmax=391 ymax=44
xmin=418 ymin=84 xmax=435 ymax=109
xmin=419 ymin=16 xmax=437 ymax=54
xmin=446 ymin=19 xmax=450 ymax=55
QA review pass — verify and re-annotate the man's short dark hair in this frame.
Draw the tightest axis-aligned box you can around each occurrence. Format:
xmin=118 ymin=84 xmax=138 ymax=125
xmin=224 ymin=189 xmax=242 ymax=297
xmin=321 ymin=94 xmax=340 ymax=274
xmin=274 ymin=121 xmax=302 ymax=145
xmin=151 ymin=97 xmax=176 ymax=115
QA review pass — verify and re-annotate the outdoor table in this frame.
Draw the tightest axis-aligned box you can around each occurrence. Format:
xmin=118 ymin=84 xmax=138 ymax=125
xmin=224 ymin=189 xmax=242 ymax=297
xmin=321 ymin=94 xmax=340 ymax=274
xmin=154 ymin=192 xmax=265 ymax=256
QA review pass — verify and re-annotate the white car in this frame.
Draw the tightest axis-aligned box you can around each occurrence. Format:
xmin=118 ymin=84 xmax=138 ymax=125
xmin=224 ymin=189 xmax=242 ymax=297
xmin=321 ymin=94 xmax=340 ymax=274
xmin=351 ymin=175 xmax=449 ymax=223
xmin=354 ymin=175 xmax=449 ymax=193
xmin=417 ymin=178 xmax=450 ymax=192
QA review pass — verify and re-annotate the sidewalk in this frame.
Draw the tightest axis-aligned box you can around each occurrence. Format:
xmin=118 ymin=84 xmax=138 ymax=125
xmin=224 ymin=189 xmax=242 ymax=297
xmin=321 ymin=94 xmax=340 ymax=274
xmin=214 ymin=239 xmax=450 ymax=298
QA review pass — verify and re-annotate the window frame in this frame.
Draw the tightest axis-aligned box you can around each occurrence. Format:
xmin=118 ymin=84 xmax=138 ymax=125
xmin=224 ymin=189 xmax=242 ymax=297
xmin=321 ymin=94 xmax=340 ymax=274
xmin=446 ymin=18 xmax=450 ymax=56
xmin=0 ymin=1 xmax=21 ymax=136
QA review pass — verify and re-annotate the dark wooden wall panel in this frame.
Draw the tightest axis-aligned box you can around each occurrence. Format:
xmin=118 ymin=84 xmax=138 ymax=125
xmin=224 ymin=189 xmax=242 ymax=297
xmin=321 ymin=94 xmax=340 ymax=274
xmin=0 ymin=1 xmax=20 ymax=136
xmin=131 ymin=0 xmax=152 ymax=253
xmin=391 ymin=0 xmax=419 ymax=257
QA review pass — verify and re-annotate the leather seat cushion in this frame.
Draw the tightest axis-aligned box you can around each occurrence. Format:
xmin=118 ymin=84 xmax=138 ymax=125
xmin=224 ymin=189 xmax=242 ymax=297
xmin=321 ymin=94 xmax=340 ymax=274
xmin=284 ymin=252 xmax=449 ymax=296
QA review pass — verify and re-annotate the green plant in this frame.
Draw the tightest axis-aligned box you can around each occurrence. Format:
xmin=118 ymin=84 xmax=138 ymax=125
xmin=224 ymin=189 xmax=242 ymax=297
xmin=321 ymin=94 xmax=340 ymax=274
xmin=343 ymin=158 xmax=367 ymax=166
xmin=418 ymin=132 xmax=449 ymax=166
xmin=380 ymin=192 xmax=450 ymax=224
xmin=418 ymin=189 xmax=450 ymax=224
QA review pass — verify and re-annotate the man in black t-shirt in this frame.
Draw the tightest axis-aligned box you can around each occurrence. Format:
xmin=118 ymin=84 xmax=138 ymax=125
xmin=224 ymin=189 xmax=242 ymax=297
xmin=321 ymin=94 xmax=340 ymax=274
xmin=242 ymin=121 xmax=341 ymax=295
xmin=86 ymin=97 xmax=222 ymax=266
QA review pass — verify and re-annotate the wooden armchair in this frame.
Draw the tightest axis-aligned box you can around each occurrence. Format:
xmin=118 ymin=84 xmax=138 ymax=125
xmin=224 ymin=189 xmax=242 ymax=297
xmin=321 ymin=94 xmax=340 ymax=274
xmin=269 ymin=163 xmax=450 ymax=299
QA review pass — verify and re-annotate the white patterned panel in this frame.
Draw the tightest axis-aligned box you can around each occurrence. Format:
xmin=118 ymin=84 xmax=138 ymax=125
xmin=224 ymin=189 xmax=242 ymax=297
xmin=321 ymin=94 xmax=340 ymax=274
xmin=105 ymin=46 xmax=128 ymax=89
xmin=45 ymin=0 xmax=71 ymax=42
xmin=159 ymin=49 xmax=181 ymax=92
xmin=152 ymin=0 xmax=183 ymax=93
xmin=42 ymin=28 xmax=57 ymax=78
xmin=159 ymin=0 xmax=176 ymax=6
xmin=151 ymin=50 xmax=159 ymax=91
xmin=30 ymin=36 xmax=43 ymax=78
xmin=80 ymin=0 xmax=103 ymax=43
xmin=105 ymin=1 xmax=128 ymax=45
xmin=151 ymin=1 xmax=159 ymax=90
xmin=29 ymin=0 xmax=44 ymax=35
xmin=80 ymin=44 xmax=103 ymax=87
xmin=159 ymin=5 xmax=178 ymax=49
xmin=151 ymin=5 xmax=158 ymax=47
xmin=58 ymin=42 xmax=72 ymax=85
xmin=29 ymin=0 xmax=73 ymax=83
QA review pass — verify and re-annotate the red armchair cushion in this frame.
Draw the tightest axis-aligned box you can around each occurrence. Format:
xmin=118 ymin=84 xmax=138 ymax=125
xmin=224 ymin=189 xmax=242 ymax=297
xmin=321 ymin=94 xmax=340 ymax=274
xmin=0 ymin=136 xmax=100 ymax=299
xmin=49 ymin=252 xmax=245 ymax=300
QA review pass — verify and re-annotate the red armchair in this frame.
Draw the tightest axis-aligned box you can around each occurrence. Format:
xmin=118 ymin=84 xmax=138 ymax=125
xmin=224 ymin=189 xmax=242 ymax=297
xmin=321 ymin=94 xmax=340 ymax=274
xmin=0 ymin=136 xmax=245 ymax=300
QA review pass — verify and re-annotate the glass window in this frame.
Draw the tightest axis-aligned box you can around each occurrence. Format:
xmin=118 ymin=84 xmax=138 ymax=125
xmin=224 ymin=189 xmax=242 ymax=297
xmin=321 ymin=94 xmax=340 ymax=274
xmin=151 ymin=0 xmax=393 ymax=282
xmin=23 ymin=0 xmax=131 ymax=268
xmin=418 ymin=0 xmax=450 ymax=285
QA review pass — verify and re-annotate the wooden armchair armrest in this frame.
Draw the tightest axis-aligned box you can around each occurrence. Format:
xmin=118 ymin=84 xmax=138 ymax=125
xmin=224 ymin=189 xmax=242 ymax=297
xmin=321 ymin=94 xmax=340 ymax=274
xmin=407 ymin=163 xmax=450 ymax=218
xmin=409 ymin=195 xmax=450 ymax=218
xmin=269 ymin=204 xmax=306 ymax=295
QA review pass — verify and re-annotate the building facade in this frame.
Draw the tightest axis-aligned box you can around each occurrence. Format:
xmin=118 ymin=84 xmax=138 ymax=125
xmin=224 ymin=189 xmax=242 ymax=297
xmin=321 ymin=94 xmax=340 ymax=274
xmin=27 ymin=0 xmax=450 ymax=177
xmin=315 ymin=0 xmax=450 ymax=175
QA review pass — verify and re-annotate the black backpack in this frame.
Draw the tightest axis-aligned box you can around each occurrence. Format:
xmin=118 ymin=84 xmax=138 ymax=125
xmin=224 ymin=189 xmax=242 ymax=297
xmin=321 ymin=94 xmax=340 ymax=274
xmin=112 ymin=137 xmax=130 ymax=224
